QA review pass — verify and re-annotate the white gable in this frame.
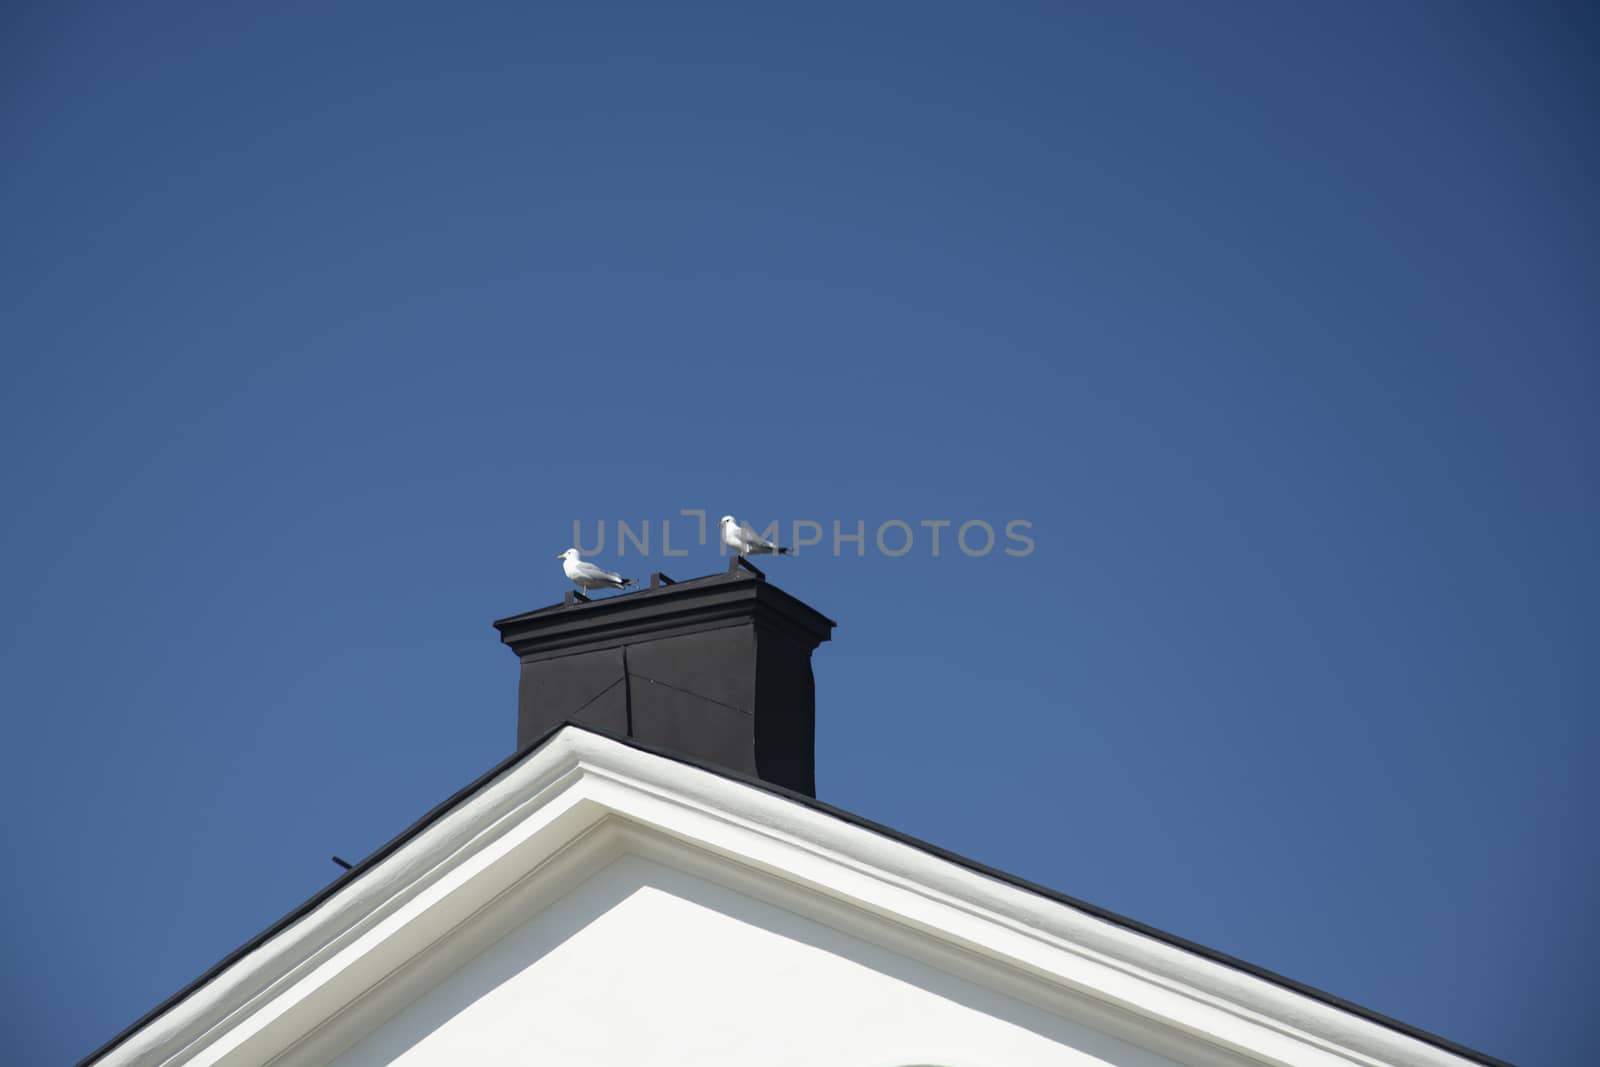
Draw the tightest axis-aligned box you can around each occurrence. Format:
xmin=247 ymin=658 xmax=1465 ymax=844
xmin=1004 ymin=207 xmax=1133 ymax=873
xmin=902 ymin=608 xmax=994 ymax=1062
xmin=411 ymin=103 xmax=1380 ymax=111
xmin=327 ymin=852 xmax=1181 ymax=1067
xmin=90 ymin=728 xmax=1487 ymax=1067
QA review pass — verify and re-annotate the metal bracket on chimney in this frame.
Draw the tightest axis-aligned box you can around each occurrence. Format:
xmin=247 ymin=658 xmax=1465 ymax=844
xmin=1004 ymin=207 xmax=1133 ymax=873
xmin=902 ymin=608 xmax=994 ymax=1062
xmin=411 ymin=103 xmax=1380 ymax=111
xmin=728 ymin=556 xmax=765 ymax=579
xmin=563 ymin=590 xmax=591 ymax=606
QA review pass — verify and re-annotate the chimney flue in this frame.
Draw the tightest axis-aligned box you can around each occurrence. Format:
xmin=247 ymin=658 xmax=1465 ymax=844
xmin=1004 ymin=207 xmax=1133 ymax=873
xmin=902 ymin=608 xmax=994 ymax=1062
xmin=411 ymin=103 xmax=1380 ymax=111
xmin=493 ymin=571 xmax=834 ymax=796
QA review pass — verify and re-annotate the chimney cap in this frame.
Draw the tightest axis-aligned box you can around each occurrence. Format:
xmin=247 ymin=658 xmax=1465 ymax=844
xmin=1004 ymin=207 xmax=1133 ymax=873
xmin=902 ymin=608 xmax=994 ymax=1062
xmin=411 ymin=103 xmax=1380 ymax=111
xmin=493 ymin=569 xmax=835 ymax=661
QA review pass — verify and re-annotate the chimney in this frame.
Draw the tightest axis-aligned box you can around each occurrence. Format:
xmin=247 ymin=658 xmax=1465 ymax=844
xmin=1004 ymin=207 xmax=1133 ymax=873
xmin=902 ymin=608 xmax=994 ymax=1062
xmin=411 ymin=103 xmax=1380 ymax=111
xmin=492 ymin=569 xmax=835 ymax=796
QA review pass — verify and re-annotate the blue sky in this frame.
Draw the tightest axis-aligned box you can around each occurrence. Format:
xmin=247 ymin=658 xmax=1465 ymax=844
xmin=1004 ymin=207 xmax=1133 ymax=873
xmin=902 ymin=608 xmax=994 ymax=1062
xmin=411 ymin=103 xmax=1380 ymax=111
xmin=2 ymin=3 xmax=1592 ymax=1064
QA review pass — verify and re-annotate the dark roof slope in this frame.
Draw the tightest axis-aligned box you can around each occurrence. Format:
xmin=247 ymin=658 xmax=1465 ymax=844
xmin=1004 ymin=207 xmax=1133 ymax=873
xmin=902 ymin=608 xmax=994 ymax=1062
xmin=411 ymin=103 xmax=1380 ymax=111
xmin=77 ymin=721 xmax=1515 ymax=1067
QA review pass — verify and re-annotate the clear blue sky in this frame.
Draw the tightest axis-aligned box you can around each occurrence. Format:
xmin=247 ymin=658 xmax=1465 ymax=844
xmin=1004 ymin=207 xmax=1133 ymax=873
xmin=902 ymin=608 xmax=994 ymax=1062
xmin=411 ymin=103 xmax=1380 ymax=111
xmin=2 ymin=4 xmax=1592 ymax=1064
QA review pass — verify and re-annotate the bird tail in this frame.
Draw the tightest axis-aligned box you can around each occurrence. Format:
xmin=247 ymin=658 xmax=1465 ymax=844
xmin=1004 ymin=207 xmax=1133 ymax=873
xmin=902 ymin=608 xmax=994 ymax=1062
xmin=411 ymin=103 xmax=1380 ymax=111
xmin=620 ymin=577 xmax=638 ymax=588
xmin=777 ymin=546 xmax=793 ymax=555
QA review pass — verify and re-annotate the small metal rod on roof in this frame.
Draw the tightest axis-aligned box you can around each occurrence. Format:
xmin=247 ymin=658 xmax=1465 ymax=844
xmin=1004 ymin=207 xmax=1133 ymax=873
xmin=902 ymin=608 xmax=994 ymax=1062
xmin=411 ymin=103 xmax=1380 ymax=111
xmin=728 ymin=556 xmax=765 ymax=579
xmin=563 ymin=590 xmax=591 ymax=606
xmin=331 ymin=856 xmax=353 ymax=871
xmin=649 ymin=572 xmax=676 ymax=589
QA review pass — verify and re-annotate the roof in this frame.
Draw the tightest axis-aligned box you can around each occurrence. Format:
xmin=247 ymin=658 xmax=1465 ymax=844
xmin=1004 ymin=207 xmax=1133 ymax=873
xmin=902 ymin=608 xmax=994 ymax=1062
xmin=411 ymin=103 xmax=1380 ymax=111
xmin=77 ymin=720 xmax=1513 ymax=1067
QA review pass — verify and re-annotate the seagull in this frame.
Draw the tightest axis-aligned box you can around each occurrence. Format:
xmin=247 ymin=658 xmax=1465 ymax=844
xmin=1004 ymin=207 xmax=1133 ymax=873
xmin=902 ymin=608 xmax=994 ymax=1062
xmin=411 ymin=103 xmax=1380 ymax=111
xmin=558 ymin=548 xmax=637 ymax=593
xmin=720 ymin=515 xmax=793 ymax=558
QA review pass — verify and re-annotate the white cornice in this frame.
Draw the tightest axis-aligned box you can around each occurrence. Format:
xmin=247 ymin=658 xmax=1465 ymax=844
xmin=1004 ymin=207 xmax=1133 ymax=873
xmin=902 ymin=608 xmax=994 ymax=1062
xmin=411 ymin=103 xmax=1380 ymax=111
xmin=89 ymin=729 xmax=1488 ymax=1067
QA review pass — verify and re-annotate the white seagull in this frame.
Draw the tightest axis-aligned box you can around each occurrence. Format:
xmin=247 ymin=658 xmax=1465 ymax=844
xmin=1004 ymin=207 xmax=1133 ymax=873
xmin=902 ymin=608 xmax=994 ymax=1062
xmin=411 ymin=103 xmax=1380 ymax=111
xmin=720 ymin=515 xmax=793 ymax=558
xmin=558 ymin=548 xmax=637 ymax=593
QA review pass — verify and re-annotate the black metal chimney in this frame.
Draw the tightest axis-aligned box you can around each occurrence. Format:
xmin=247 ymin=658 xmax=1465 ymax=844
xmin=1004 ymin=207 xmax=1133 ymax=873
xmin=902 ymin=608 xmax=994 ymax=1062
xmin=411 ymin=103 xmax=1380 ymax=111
xmin=492 ymin=570 xmax=834 ymax=796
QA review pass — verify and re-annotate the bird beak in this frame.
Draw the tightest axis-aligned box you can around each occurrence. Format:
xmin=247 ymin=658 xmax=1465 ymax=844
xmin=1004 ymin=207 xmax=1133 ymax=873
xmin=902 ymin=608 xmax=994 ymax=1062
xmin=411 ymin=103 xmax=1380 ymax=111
xmin=556 ymin=553 xmax=565 ymax=558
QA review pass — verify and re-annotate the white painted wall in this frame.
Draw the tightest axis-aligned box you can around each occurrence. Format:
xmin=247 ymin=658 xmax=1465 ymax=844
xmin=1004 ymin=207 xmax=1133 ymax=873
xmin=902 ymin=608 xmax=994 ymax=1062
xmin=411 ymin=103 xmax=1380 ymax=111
xmin=324 ymin=853 xmax=1188 ymax=1067
xmin=102 ymin=731 xmax=1467 ymax=1067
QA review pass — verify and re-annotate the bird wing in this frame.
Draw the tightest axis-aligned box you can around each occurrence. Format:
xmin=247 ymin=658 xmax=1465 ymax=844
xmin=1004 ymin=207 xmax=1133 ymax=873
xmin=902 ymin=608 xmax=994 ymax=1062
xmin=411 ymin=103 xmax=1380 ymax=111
xmin=738 ymin=521 xmax=775 ymax=548
xmin=571 ymin=560 xmax=621 ymax=583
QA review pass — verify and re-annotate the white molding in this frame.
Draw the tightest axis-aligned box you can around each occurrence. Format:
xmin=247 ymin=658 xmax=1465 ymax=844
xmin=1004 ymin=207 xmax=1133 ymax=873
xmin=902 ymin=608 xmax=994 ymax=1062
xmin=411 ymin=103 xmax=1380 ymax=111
xmin=90 ymin=729 xmax=1484 ymax=1067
